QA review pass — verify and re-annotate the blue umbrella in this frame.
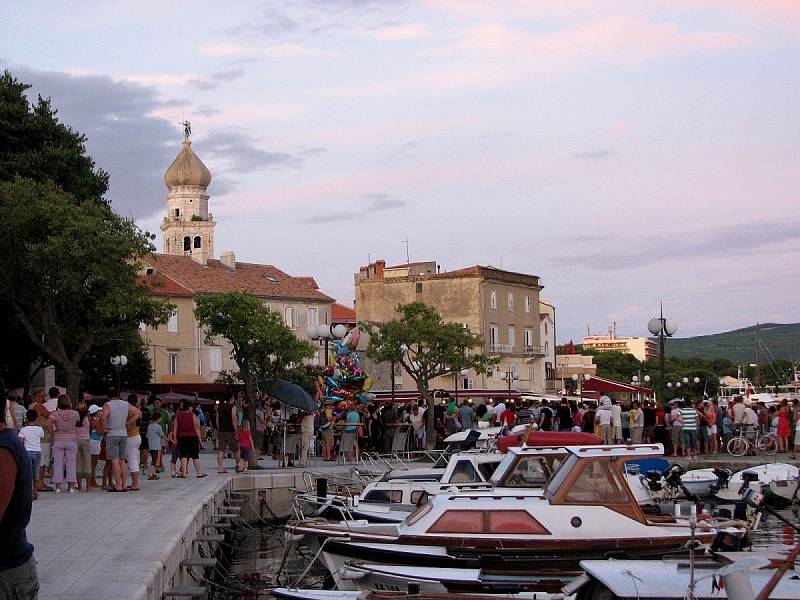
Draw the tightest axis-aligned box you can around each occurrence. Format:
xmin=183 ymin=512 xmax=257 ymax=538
xmin=260 ymin=379 xmax=316 ymax=413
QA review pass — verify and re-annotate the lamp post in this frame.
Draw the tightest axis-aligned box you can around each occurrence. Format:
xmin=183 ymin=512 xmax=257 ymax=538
xmin=572 ymin=372 xmax=590 ymax=397
xmin=110 ymin=354 xmax=128 ymax=392
xmin=306 ymin=323 xmax=347 ymax=366
xmin=631 ymin=374 xmax=651 ymax=403
xmin=503 ymin=369 xmax=519 ymax=401
xmin=647 ymin=305 xmax=678 ymax=404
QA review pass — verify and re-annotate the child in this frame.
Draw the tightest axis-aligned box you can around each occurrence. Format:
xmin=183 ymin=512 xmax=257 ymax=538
xmin=146 ymin=412 xmax=164 ymax=481
xmin=167 ymin=426 xmax=180 ymax=478
xmin=238 ymin=420 xmax=253 ymax=474
xmin=18 ymin=410 xmax=45 ymax=499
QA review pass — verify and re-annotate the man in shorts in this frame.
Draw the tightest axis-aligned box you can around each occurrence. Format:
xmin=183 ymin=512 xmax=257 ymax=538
xmin=100 ymin=393 xmax=131 ymax=492
xmin=216 ymin=396 xmax=240 ymax=473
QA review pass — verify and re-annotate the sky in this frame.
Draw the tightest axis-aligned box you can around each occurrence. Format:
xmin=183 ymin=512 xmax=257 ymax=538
xmin=2 ymin=1 xmax=799 ymax=343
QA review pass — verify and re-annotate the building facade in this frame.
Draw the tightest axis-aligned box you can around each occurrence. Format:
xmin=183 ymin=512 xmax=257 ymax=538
xmin=354 ymin=259 xmax=551 ymax=394
xmin=582 ymin=334 xmax=659 ymax=362
xmin=139 ymin=136 xmax=334 ymax=383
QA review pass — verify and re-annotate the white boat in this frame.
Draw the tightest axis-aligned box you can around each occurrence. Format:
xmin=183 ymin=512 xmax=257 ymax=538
xmin=715 ymin=463 xmax=799 ymax=502
xmin=272 ymin=589 xmax=555 ymax=599
xmin=766 ymin=475 xmax=799 ymax=506
xmin=289 ymin=445 xmax=725 ymax=591
xmin=569 ymin=551 xmax=800 ymax=599
xmin=681 ymin=468 xmax=726 ymax=497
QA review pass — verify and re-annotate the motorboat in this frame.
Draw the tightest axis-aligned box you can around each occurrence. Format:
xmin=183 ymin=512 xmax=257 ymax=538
xmin=288 ymin=445 xmax=724 ymax=591
xmin=568 ymin=549 xmax=800 ymax=599
xmin=681 ymin=468 xmax=731 ymax=497
xmin=715 ymin=463 xmax=799 ymax=503
xmin=272 ymin=589 xmax=558 ymax=599
xmin=766 ymin=475 xmax=799 ymax=507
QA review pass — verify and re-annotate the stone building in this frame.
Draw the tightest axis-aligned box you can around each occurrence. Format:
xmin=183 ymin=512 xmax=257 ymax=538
xmin=354 ymin=259 xmax=552 ymax=394
xmin=138 ymin=135 xmax=333 ymax=383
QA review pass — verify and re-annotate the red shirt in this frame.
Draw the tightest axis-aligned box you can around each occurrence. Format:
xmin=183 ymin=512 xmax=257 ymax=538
xmin=239 ymin=430 xmax=253 ymax=449
xmin=176 ymin=410 xmax=195 ymax=437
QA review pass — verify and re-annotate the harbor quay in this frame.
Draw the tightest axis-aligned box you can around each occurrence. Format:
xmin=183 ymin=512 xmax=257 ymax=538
xmin=26 ymin=449 xmax=797 ymax=600
xmin=26 ymin=453 xmax=355 ymax=600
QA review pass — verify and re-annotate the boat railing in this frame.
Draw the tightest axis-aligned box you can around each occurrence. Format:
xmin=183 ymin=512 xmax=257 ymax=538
xmin=299 ymin=470 xmax=367 ymax=497
xmin=291 ymin=490 xmax=358 ymax=522
xmin=362 ymin=449 xmax=444 ymax=470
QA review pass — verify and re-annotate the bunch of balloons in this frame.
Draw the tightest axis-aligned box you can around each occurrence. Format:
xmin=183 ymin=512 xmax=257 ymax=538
xmin=318 ymin=326 xmax=375 ymax=410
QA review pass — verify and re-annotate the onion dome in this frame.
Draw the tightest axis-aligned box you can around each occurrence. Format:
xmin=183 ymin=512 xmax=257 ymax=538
xmin=164 ymin=141 xmax=212 ymax=189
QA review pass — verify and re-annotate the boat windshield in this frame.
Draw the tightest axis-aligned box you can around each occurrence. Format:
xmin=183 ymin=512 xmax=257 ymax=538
xmin=544 ymin=454 xmax=579 ymax=498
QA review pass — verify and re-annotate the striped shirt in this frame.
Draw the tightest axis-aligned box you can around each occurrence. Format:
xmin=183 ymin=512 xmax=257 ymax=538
xmin=680 ymin=407 xmax=698 ymax=431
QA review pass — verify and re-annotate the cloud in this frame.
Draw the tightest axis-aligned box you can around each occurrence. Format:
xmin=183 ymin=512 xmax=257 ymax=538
xmin=383 ymin=140 xmax=420 ymax=160
xmin=550 ymin=219 xmax=800 ymax=271
xmin=187 ymin=69 xmax=245 ymax=91
xmin=200 ymin=42 xmax=333 ymax=59
xmin=354 ymin=22 xmax=428 ymax=40
xmin=301 ymin=192 xmax=406 ymax=224
xmin=198 ymin=128 xmax=306 ymax=174
xmin=4 ymin=64 xmax=181 ymax=218
xmin=573 ymin=149 xmax=618 ymax=159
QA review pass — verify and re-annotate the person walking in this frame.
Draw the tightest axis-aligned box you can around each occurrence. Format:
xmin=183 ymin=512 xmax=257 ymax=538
xmin=238 ymin=420 xmax=253 ymax=474
xmin=146 ymin=413 xmax=164 ymax=481
xmin=215 ymin=396 xmax=240 ymax=473
xmin=47 ymin=395 xmax=79 ymax=493
xmin=74 ymin=402 xmax=92 ymax=492
xmin=173 ymin=399 xmax=207 ymax=478
xmin=0 ymin=392 xmax=39 ymax=598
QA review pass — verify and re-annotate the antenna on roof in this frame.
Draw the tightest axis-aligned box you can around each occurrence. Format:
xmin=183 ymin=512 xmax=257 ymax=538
xmin=401 ymin=237 xmax=410 ymax=263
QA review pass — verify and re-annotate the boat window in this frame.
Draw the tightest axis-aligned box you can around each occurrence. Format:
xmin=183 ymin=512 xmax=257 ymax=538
xmin=489 ymin=452 xmax=518 ymax=485
xmin=449 ymin=460 xmax=481 ymax=483
xmin=544 ymin=454 xmax=579 ymax=498
xmin=406 ymin=501 xmax=432 ymax=526
xmin=488 ymin=510 xmax=548 ymax=534
xmin=410 ymin=491 xmax=425 ymax=505
xmin=428 ymin=510 xmax=484 ymax=534
xmin=563 ymin=459 xmax=629 ymax=504
xmin=478 ymin=461 xmax=501 ymax=481
xmin=363 ymin=490 xmax=403 ymax=503
xmin=503 ymin=456 xmax=551 ymax=487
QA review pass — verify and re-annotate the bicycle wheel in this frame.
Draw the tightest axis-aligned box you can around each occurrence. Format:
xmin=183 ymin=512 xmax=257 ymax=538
xmin=758 ymin=435 xmax=777 ymax=455
xmin=727 ymin=436 xmax=749 ymax=456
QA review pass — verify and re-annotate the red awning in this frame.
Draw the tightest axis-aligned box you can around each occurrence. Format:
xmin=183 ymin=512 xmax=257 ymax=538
xmin=582 ymin=376 xmax=654 ymax=395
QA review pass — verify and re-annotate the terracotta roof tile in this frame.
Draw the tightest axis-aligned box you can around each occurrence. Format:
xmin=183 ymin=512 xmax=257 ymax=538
xmin=332 ymin=302 xmax=356 ymax=323
xmin=137 ymin=274 xmax=193 ymax=297
xmin=142 ymin=254 xmax=334 ymax=302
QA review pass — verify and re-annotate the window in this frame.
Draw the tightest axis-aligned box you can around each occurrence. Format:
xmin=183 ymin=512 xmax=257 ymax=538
xmin=503 ymin=456 xmax=552 ymax=487
xmin=524 ymin=328 xmax=533 ymax=348
xmin=168 ymin=352 xmax=179 ymax=375
xmin=183 ymin=237 xmax=190 ymax=252
xmin=478 ymin=461 xmax=501 ymax=480
xmin=529 ymin=365 xmax=534 ymax=382
xmin=449 ymin=460 xmax=481 ymax=483
xmin=284 ymin=307 xmax=298 ymax=329
xmin=489 ymin=290 xmax=497 ymax=309
xmin=508 ymin=327 xmax=516 ymax=348
xmin=525 ymin=295 xmax=531 ymax=313
xmin=193 ymin=236 xmax=201 ymax=249
xmin=363 ymin=490 xmax=403 ymax=504
xmin=489 ymin=326 xmax=499 ymax=345
xmin=563 ymin=460 xmax=630 ymax=504
xmin=462 ymin=377 xmax=473 ymax=390
xmin=308 ymin=307 xmax=319 ymax=328
xmin=167 ymin=310 xmax=178 ymax=333
xmin=488 ymin=511 xmax=548 ymax=534
xmin=410 ymin=491 xmax=425 ymax=505
xmin=209 ymin=347 xmax=222 ymax=372
xmin=510 ymin=363 xmax=518 ymax=378
xmin=493 ymin=366 xmax=502 ymax=381
xmin=544 ymin=322 xmax=549 ymax=335
xmin=507 ymin=293 xmax=514 ymax=312
xmin=428 ymin=510 xmax=484 ymax=534
xmin=174 ymin=208 xmax=180 ymax=217
xmin=545 ymin=341 xmax=549 ymax=355
xmin=416 ymin=282 xmax=423 ymax=294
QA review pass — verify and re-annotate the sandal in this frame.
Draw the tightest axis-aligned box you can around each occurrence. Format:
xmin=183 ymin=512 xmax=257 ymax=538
xmin=197 ymin=473 xmax=208 ymax=478
xmin=126 ymin=486 xmax=140 ymax=491
xmin=107 ymin=488 xmax=126 ymax=492
xmin=217 ymin=469 xmax=228 ymax=474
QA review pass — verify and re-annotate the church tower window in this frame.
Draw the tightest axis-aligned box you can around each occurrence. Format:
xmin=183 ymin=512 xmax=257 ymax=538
xmin=183 ymin=237 xmax=191 ymax=252
xmin=174 ymin=208 xmax=180 ymax=217
xmin=193 ymin=236 xmax=202 ymax=249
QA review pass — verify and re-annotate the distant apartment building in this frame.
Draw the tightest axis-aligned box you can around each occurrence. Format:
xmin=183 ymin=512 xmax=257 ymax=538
xmin=582 ymin=333 xmax=659 ymax=362
xmin=555 ymin=354 xmax=598 ymax=393
xmin=355 ymin=259 xmax=551 ymax=394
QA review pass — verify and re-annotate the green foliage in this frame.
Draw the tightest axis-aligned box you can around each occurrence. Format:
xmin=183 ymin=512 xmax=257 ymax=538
xmin=591 ymin=351 xmax=642 ymax=383
xmin=190 ymin=214 xmax=206 ymax=221
xmin=0 ymin=179 xmax=172 ymax=401
xmin=214 ymin=370 xmax=243 ymax=386
xmin=194 ymin=292 xmax=315 ymax=395
xmin=80 ymin=333 xmax=153 ymax=394
xmin=667 ymin=323 xmax=800 ymax=363
xmin=284 ymin=364 xmax=320 ymax=396
xmin=0 ymin=71 xmax=109 ymax=204
xmin=364 ymin=301 xmax=498 ymax=448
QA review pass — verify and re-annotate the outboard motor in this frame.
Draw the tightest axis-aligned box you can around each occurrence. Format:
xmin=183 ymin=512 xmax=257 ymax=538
xmin=663 ymin=464 xmax=686 ymax=490
xmin=738 ymin=470 xmax=760 ymax=497
xmin=643 ymin=470 xmax=663 ymax=492
xmin=709 ymin=467 xmax=732 ymax=494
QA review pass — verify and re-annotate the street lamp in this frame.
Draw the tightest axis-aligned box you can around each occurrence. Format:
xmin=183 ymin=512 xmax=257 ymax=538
xmin=572 ymin=373 xmax=591 ymax=397
xmin=110 ymin=354 xmax=128 ymax=392
xmin=631 ymin=374 xmax=651 ymax=403
xmin=502 ymin=369 xmax=519 ymax=401
xmin=306 ymin=323 xmax=347 ymax=366
xmin=647 ymin=305 xmax=678 ymax=404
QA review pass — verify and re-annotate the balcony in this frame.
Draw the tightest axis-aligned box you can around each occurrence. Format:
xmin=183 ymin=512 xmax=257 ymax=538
xmin=489 ymin=343 xmax=514 ymax=354
xmin=524 ymin=345 xmax=545 ymax=356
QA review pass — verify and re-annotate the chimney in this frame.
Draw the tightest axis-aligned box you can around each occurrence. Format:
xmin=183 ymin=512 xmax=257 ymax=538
xmin=191 ymin=247 xmax=209 ymax=266
xmin=220 ymin=250 xmax=236 ymax=270
xmin=374 ymin=259 xmax=385 ymax=278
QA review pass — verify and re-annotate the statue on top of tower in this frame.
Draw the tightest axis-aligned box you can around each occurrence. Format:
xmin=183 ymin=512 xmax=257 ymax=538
xmin=180 ymin=120 xmax=192 ymax=142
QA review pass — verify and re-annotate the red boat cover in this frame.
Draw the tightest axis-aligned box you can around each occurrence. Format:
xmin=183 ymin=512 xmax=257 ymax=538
xmin=496 ymin=430 xmax=602 ymax=452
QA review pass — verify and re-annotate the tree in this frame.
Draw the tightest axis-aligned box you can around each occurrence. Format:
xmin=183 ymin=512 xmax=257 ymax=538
xmin=80 ymin=332 xmax=154 ymax=395
xmin=591 ymin=351 xmax=642 ymax=383
xmin=194 ymin=292 xmax=315 ymax=412
xmin=364 ymin=302 xmax=498 ymax=449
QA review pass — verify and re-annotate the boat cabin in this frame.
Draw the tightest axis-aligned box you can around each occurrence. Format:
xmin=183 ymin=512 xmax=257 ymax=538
xmin=489 ymin=447 xmax=567 ymax=488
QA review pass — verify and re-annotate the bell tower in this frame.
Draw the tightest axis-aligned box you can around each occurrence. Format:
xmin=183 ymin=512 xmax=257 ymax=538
xmin=160 ymin=122 xmax=216 ymax=260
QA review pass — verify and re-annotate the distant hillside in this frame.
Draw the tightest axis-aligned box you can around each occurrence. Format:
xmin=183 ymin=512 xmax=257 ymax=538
xmin=667 ymin=323 xmax=800 ymax=363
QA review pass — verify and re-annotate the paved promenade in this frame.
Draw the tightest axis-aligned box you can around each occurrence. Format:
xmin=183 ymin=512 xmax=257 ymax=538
xmin=27 ymin=452 xmax=351 ymax=600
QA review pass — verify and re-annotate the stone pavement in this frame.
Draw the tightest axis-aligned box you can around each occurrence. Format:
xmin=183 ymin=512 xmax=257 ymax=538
xmin=26 ymin=451 xmax=350 ymax=600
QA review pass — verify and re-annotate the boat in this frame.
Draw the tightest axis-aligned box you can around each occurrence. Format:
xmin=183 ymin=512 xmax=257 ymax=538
xmin=568 ymin=549 xmax=800 ymax=599
xmin=765 ymin=475 xmax=799 ymax=507
xmin=288 ymin=445 xmax=724 ymax=591
xmin=272 ymin=589 xmax=558 ymax=599
xmin=681 ymin=467 xmax=731 ymax=497
xmin=715 ymin=463 xmax=799 ymax=503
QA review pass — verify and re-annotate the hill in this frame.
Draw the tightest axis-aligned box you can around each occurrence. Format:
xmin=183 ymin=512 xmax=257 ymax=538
xmin=667 ymin=323 xmax=800 ymax=363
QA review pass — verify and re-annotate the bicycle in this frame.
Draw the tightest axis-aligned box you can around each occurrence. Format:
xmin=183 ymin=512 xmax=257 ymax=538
xmin=726 ymin=427 xmax=777 ymax=456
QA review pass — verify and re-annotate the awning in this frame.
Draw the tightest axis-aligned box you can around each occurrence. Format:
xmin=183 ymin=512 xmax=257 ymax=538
xmin=372 ymin=388 xmax=522 ymax=402
xmin=582 ymin=376 xmax=654 ymax=395
xmin=156 ymin=391 xmax=215 ymax=405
